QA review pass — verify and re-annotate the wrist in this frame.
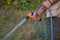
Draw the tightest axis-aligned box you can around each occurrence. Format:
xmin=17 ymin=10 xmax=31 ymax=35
xmin=48 ymin=0 xmax=57 ymax=4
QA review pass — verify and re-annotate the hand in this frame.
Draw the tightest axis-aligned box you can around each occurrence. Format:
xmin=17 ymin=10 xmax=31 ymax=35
xmin=43 ymin=0 xmax=51 ymax=8
xmin=43 ymin=0 xmax=58 ymax=8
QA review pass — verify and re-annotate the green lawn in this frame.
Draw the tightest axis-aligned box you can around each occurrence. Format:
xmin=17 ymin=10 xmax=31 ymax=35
xmin=0 ymin=8 xmax=40 ymax=40
xmin=0 ymin=0 xmax=51 ymax=40
xmin=0 ymin=8 xmax=50 ymax=40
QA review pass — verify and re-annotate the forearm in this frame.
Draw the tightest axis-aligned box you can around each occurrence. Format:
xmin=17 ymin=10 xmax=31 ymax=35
xmin=37 ymin=0 xmax=58 ymax=16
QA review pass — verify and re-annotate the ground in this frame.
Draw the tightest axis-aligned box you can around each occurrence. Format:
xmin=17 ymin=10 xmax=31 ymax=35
xmin=0 ymin=7 xmax=50 ymax=40
xmin=0 ymin=0 xmax=52 ymax=39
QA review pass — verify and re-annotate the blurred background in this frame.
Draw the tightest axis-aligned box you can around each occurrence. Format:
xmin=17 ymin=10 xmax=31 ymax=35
xmin=0 ymin=0 xmax=50 ymax=40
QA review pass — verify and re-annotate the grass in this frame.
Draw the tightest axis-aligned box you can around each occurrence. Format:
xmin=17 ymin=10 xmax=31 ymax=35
xmin=0 ymin=7 xmax=41 ymax=40
xmin=0 ymin=0 xmax=51 ymax=40
xmin=0 ymin=8 xmax=50 ymax=40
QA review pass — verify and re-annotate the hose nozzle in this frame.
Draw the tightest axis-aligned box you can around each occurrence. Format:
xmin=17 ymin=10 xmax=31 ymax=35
xmin=27 ymin=12 xmax=41 ymax=21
